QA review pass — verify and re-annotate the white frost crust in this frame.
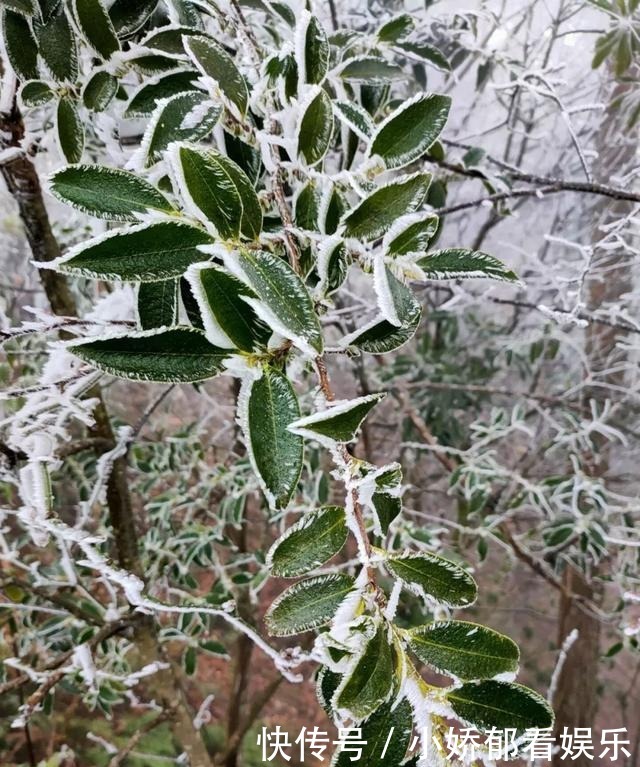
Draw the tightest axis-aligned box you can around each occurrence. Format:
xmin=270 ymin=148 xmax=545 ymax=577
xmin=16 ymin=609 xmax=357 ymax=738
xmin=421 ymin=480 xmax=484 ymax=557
xmin=184 ymin=262 xmax=236 ymax=348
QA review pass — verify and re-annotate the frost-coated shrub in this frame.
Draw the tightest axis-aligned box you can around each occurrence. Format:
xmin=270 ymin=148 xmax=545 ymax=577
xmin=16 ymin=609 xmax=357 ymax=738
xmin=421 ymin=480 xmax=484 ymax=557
xmin=2 ymin=0 xmax=555 ymax=762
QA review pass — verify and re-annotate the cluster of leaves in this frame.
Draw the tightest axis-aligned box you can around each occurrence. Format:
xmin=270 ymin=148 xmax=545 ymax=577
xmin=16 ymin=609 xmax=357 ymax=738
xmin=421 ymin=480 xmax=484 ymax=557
xmin=4 ymin=0 xmax=555 ymax=759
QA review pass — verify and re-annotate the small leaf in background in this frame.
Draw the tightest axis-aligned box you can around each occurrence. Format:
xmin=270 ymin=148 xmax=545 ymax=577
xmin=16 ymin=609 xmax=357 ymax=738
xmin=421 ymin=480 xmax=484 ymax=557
xmin=69 ymin=328 xmax=231 ymax=383
xmin=265 ymin=573 xmax=355 ymax=636
xmin=340 ymin=56 xmax=405 ymax=84
xmin=142 ymin=92 xmax=221 ymax=166
xmin=297 ymin=13 xmax=329 ymax=85
xmin=370 ymin=94 xmax=451 ymax=170
xmin=56 ymin=98 xmax=84 ymax=163
xmin=385 ymin=213 xmax=440 ymax=256
xmin=335 ymin=622 xmax=394 ymax=720
xmin=377 ymin=14 xmax=414 ymax=43
xmin=246 ymin=367 xmax=303 ymax=510
xmin=2 ymin=10 xmax=39 ymax=81
xmin=393 ymin=41 xmax=451 ymax=72
xmin=49 ymin=165 xmax=174 ymax=220
xmin=109 ymin=0 xmax=158 ymax=36
xmin=333 ymin=100 xmax=375 ymax=140
xmin=137 ymin=279 xmax=179 ymax=330
xmin=386 ymin=552 xmax=477 ymax=607
xmin=125 ymin=71 xmax=199 ymax=117
xmin=36 ymin=8 xmax=77 ymax=82
xmin=184 ymin=35 xmax=249 ymax=117
xmin=334 ymin=699 xmax=413 ymax=766
xmin=298 ymin=87 xmax=333 ymax=166
xmin=55 ymin=222 xmax=213 ymax=281
xmin=408 ymin=621 xmax=519 ymax=680
xmin=416 ymin=248 xmax=519 ymax=282
xmin=82 ymin=70 xmax=118 ymax=111
xmin=289 ymin=393 xmax=385 ymax=444
xmin=171 ymin=145 xmax=261 ymax=240
xmin=267 ymin=506 xmax=348 ymax=577
xmin=72 ymin=0 xmax=120 ymax=59
xmin=235 ymin=249 xmax=323 ymax=355
xmin=342 ymin=174 xmax=432 ymax=241
xmin=20 ymin=80 xmax=56 ymax=108
xmin=186 ymin=264 xmax=270 ymax=351
xmin=183 ymin=646 xmax=196 ymax=675
xmin=447 ymin=680 xmax=554 ymax=734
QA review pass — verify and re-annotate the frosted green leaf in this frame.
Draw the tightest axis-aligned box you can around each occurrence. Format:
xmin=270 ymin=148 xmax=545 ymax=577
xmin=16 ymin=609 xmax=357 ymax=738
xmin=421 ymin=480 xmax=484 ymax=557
xmin=288 ymin=393 xmax=385 ymax=444
xmin=340 ymin=56 xmax=405 ymax=84
xmin=56 ymin=98 xmax=84 ymax=163
xmin=3 ymin=11 xmax=39 ymax=81
xmin=394 ymin=41 xmax=451 ymax=71
xmin=143 ymin=92 xmax=221 ymax=166
xmin=408 ymin=621 xmax=519 ymax=680
xmin=301 ymin=14 xmax=329 ymax=84
xmin=342 ymin=308 xmax=421 ymax=354
xmin=187 ymin=265 xmax=269 ymax=351
xmin=69 ymin=328 xmax=231 ymax=383
xmin=3 ymin=0 xmax=38 ymax=15
xmin=372 ymin=491 xmax=401 ymax=535
xmin=109 ymin=0 xmax=158 ymax=36
xmin=294 ymin=181 xmax=321 ymax=230
xmin=125 ymin=71 xmax=199 ymax=117
xmin=82 ymin=71 xmax=118 ymax=111
xmin=377 ymin=14 xmax=414 ymax=42
xmin=447 ymin=680 xmax=554 ymax=734
xmin=370 ymin=94 xmax=451 ymax=169
xmin=386 ymin=552 xmax=477 ymax=607
xmin=317 ymin=667 xmax=342 ymax=717
xmin=335 ymin=623 xmax=394 ymax=720
xmin=235 ymin=249 xmax=323 ymax=355
xmin=385 ymin=214 xmax=439 ymax=256
xmin=267 ymin=506 xmax=348 ymax=577
xmin=246 ymin=367 xmax=303 ymax=510
xmin=171 ymin=145 xmax=261 ymax=240
xmin=298 ymin=87 xmax=333 ymax=166
xmin=50 ymin=165 xmax=174 ymax=221
xmin=342 ymin=174 xmax=432 ymax=241
xmin=138 ymin=279 xmax=179 ymax=330
xmin=56 ymin=222 xmax=213 ymax=281
xmin=334 ymin=699 xmax=412 ymax=766
xmin=265 ymin=573 xmax=355 ymax=636
xmin=141 ymin=25 xmax=203 ymax=54
xmin=184 ymin=35 xmax=249 ymax=116
xmin=416 ymin=249 xmax=519 ymax=282
xmin=72 ymin=0 xmax=120 ymax=59
xmin=333 ymin=100 xmax=375 ymax=140
xmin=36 ymin=9 xmax=77 ymax=82
xmin=374 ymin=262 xmax=420 ymax=327
xmin=20 ymin=80 xmax=56 ymax=108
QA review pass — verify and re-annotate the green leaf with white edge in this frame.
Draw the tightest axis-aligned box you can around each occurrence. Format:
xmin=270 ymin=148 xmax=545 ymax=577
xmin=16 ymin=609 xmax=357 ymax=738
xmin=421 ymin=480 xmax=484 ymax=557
xmin=386 ymin=552 xmax=477 ymax=608
xmin=56 ymin=98 xmax=84 ymax=163
xmin=184 ymin=35 xmax=249 ymax=117
xmin=265 ymin=573 xmax=355 ymax=637
xmin=316 ymin=237 xmax=350 ymax=295
xmin=137 ymin=279 xmax=179 ymax=330
xmin=342 ymin=173 xmax=431 ymax=241
xmin=340 ymin=56 xmax=405 ymax=84
xmin=394 ymin=40 xmax=451 ymax=71
xmin=3 ymin=11 xmax=39 ymax=81
xmin=36 ymin=9 xmax=77 ymax=82
xmin=447 ymin=680 xmax=554 ymax=734
xmin=68 ymin=327 xmax=231 ymax=383
xmin=377 ymin=14 xmax=414 ymax=42
xmin=170 ymin=144 xmax=262 ymax=240
xmin=50 ymin=165 xmax=174 ymax=221
xmin=3 ymin=0 xmax=38 ymax=16
xmin=333 ymin=100 xmax=374 ymax=140
xmin=245 ymin=367 xmax=303 ymax=510
xmin=109 ymin=0 xmax=158 ymax=36
xmin=333 ymin=699 xmax=412 ymax=767
xmin=408 ymin=621 xmax=519 ymax=681
xmin=186 ymin=264 xmax=270 ymax=351
xmin=125 ymin=71 xmax=199 ymax=117
xmin=370 ymin=94 xmax=451 ymax=170
xmin=141 ymin=25 xmax=203 ymax=54
xmin=334 ymin=622 xmax=394 ymax=721
xmin=299 ymin=13 xmax=329 ymax=85
xmin=233 ymin=249 xmax=323 ymax=356
xmin=294 ymin=181 xmax=321 ymax=230
xmin=268 ymin=506 xmax=348 ymax=577
xmin=373 ymin=260 xmax=420 ymax=327
xmin=127 ymin=51 xmax=186 ymax=75
xmin=371 ymin=491 xmax=401 ymax=536
xmin=341 ymin=306 xmax=421 ymax=355
xmin=20 ymin=80 xmax=56 ymax=108
xmin=288 ymin=393 xmax=385 ymax=444
xmin=72 ymin=0 xmax=119 ymax=59
xmin=82 ymin=70 xmax=118 ymax=111
xmin=317 ymin=666 xmax=342 ymax=718
xmin=298 ymin=87 xmax=333 ymax=166
xmin=384 ymin=214 xmax=440 ymax=256
xmin=416 ymin=249 xmax=519 ymax=282
xmin=142 ymin=92 xmax=221 ymax=167
xmin=55 ymin=222 xmax=213 ymax=282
